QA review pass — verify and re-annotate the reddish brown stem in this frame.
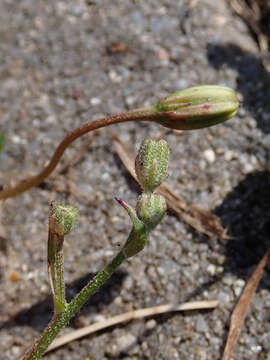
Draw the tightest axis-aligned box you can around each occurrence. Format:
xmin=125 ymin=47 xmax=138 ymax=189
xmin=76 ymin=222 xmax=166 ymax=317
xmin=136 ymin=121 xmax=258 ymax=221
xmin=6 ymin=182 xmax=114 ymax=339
xmin=0 ymin=108 xmax=156 ymax=200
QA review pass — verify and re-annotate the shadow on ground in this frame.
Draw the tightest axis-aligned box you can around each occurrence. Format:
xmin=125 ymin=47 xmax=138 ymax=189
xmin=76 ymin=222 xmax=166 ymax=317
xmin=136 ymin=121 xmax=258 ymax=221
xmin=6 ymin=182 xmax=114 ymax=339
xmin=215 ymin=170 xmax=270 ymax=283
xmin=0 ymin=270 xmax=126 ymax=332
xmin=207 ymin=42 xmax=270 ymax=133
xmin=3 ymin=171 xmax=270 ymax=356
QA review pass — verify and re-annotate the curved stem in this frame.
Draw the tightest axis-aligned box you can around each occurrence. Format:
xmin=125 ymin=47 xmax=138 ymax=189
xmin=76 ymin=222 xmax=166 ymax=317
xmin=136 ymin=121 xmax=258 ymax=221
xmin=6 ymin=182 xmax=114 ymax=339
xmin=0 ymin=108 xmax=156 ymax=200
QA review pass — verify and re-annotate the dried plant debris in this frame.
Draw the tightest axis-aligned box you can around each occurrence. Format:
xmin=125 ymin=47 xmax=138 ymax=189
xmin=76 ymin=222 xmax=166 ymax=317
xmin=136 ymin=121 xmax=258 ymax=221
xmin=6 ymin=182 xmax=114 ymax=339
xmin=222 ymin=249 xmax=270 ymax=360
xmin=111 ymin=132 xmax=227 ymax=239
xmin=46 ymin=300 xmax=218 ymax=353
xmin=230 ymin=0 xmax=270 ymax=54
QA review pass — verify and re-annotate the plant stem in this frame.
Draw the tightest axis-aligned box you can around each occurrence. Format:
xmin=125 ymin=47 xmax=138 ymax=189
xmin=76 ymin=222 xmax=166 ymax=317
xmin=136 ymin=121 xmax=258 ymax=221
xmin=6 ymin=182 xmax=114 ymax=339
xmin=20 ymin=249 xmax=126 ymax=360
xmin=0 ymin=107 xmax=158 ymax=200
xmin=47 ymin=229 xmax=66 ymax=311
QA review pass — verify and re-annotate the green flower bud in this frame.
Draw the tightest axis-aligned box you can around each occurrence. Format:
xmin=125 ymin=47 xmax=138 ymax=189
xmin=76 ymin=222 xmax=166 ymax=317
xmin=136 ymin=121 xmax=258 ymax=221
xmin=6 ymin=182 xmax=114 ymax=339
xmin=136 ymin=193 xmax=167 ymax=232
xmin=135 ymin=139 xmax=169 ymax=193
xmin=50 ymin=204 xmax=79 ymax=236
xmin=154 ymin=85 xmax=239 ymax=130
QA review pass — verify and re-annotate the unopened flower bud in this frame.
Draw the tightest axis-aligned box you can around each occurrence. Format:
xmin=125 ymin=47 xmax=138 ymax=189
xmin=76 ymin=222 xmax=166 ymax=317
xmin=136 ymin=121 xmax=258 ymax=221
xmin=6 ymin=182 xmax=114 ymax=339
xmin=135 ymin=139 xmax=169 ymax=193
xmin=154 ymin=85 xmax=239 ymax=130
xmin=50 ymin=204 xmax=79 ymax=236
xmin=136 ymin=193 xmax=167 ymax=232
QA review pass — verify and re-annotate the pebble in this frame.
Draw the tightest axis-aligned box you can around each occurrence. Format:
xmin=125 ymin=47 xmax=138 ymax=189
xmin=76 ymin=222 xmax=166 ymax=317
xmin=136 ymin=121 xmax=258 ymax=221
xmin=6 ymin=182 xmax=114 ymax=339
xmin=233 ymin=279 xmax=245 ymax=297
xmin=195 ymin=315 xmax=209 ymax=333
xmin=203 ymin=149 xmax=216 ymax=163
xmin=217 ymin=291 xmax=231 ymax=303
xmin=110 ymin=333 xmax=136 ymax=355
xmin=206 ymin=264 xmax=217 ymax=275
xmin=224 ymin=150 xmax=235 ymax=161
xmin=90 ymin=97 xmax=101 ymax=106
xmin=146 ymin=319 xmax=157 ymax=330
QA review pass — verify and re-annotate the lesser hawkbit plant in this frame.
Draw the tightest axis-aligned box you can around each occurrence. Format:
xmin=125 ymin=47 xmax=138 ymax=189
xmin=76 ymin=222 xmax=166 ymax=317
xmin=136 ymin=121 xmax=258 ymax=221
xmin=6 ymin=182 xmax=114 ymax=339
xmin=11 ymin=85 xmax=238 ymax=359
xmin=20 ymin=139 xmax=169 ymax=360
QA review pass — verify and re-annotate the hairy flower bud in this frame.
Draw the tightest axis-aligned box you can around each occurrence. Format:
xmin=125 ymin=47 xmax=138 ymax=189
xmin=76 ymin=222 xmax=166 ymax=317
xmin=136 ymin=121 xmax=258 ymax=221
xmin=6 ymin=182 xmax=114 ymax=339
xmin=154 ymin=85 xmax=239 ymax=130
xmin=136 ymin=193 xmax=167 ymax=232
xmin=50 ymin=204 xmax=79 ymax=236
xmin=135 ymin=139 xmax=169 ymax=193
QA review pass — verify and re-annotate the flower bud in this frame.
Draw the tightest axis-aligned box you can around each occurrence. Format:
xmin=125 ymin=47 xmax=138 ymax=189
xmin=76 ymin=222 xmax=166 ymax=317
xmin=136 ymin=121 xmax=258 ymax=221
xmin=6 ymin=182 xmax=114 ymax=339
xmin=50 ymin=204 xmax=79 ymax=236
xmin=136 ymin=193 xmax=167 ymax=232
xmin=154 ymin=85 xmax=239 ymax=130
xmin=135 ymin=139 xmax=169 ymax=193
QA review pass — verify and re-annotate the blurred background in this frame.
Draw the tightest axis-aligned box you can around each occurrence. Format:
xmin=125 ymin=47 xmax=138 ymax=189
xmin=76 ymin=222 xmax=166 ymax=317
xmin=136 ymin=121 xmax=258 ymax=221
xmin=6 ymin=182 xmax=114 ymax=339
xmin=0 ymin=1 xmax=270 ymax=359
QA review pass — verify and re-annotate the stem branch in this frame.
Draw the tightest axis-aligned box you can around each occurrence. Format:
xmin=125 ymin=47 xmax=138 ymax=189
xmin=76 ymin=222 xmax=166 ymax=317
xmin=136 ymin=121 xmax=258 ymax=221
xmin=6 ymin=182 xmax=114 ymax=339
xmin=20 ymin=250 xmax=126 ymax=360
xmin=0 ymin=108 xmax=157 ymax=200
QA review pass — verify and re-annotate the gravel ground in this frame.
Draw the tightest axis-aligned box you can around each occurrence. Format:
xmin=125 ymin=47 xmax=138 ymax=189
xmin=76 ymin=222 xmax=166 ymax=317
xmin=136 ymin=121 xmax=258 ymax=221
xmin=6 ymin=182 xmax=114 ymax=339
xmin=1 ymin=1 xmax=270 ymax=359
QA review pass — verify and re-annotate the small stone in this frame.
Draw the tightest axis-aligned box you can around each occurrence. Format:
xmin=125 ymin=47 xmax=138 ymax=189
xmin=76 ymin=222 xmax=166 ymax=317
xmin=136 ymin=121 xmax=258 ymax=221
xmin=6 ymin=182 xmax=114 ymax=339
xmin=157 ymin=47 xmax=170 ymax=64
xmin=12 ymin=346 xmax=21 ymax=356
xmin=157 ymin=266 xmax=165 ymax=276
xmin=9 ymin=271 xmax=21 ymax=282
xmin=217 ymin=291 xmax=231 ymax=303
xmin=124 ymin=276 xmax=134 ymax=290
xmin=93 ymin=314 xmax=106 ymax=323
xmin=242 ymin=162 xmax=254 ymax=174
xmin=90 ymin=97 xmax=101 ymax=106
xmin=141 ymin=341 xmax=148 ymax=351
xmin=233 ymin=279 xmax=245 ymax=297
xmin=109 ymin=70 xmax=122 ymax=82
xmin=203 ymin=149 xmax=216 ymax=163
xmin=206 ymin=264 xmax=216 ymax=275
xmin=11 ymin=135 xmax=22 ymax=144
xmin=224 ymin=150 xmax=234 ymax=161
xmin=116 ymin=333 xmax=136 ymax=353
xmin=113 ymin=296 xmax=122 ymax=306
xmin=195 ymin=315 xmax=208 ymax=332
xmin=146 ymin=319 xmax=157 ymax=329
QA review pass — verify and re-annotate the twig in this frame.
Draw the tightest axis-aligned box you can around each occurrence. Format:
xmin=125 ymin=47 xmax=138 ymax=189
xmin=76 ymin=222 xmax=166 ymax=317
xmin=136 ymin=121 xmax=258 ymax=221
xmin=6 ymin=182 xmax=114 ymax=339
xmin=221 ymin=248 xmax=270 ymax=360
xmin=46 ymin=300 xmax=219 ymax=353
xmin=230 ymin=0 xmax=269 ymax=53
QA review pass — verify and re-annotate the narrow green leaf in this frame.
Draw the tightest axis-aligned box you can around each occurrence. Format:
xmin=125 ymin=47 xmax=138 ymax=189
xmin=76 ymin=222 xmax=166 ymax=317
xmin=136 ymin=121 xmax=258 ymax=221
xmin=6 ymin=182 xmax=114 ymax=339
xmin=0 ymin=134 xmax=5 ymax=154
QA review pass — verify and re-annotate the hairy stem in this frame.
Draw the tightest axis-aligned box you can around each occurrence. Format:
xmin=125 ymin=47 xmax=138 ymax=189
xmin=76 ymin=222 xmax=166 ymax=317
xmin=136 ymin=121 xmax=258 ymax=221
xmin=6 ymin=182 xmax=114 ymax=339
xmin=47 ymin=230 xmax=66 ymax=311
xmin=0 ymin=108 xmax=157 ymax=200
xmin=20 ymin=249 xmax=126 ymax=360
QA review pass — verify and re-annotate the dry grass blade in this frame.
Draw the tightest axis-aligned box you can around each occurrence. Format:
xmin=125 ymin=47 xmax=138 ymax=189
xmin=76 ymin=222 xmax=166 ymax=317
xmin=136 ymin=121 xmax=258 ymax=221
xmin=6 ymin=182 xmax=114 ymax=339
xmin=111 ymin=132 xmax=227 ymax=239
xmin=222 ymin=249 xmax=270 ymax=360
xmin=230 ymin=0 xmax=269 ymax=53
xmin=46 ymin=300 xmax=218 ymax=353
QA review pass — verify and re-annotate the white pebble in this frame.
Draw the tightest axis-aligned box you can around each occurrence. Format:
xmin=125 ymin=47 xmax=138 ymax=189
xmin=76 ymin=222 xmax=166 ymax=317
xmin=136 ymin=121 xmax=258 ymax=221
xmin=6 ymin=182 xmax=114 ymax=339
xmin=206 ymin=264 xmax=216 ymax=275
xmin=203 ymin=149 xmax=216 ymax=163
xmin=224 ymin=150 xmax=234 ymax=161
xmin=146 ymin=319 xmax=157 ymax=329
xmin=90 ymin=97 xmax=101 ymax=106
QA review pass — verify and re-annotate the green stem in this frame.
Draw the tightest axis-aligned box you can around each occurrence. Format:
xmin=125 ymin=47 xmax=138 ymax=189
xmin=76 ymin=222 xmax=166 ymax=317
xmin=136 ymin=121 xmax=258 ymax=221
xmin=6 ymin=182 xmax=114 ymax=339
xmin=0 ymin=107 xmax=158 ymax=200
xmin=47 ymin=230 xmax=66 ymax=311
xmin=20 ymin=249 xmax=126 ymax=360
xmin=54 ymin=249 xmax=66 ymax=310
